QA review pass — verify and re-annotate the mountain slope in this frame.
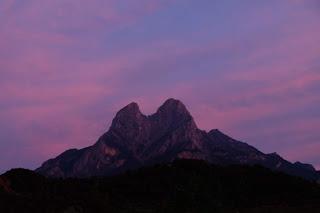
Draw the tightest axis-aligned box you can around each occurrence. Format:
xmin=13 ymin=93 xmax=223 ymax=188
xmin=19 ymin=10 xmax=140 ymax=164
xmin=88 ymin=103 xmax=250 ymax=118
xmin=36 ymin=98 xmax=319 ymax=180
xmin=3 ymin=160 xmax=320 ymax=213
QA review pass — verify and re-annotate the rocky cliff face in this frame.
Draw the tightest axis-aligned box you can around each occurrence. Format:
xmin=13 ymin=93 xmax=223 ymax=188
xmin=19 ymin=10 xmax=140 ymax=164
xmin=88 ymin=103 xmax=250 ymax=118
xmin=36 ymin=98 xmax=319 ymax=180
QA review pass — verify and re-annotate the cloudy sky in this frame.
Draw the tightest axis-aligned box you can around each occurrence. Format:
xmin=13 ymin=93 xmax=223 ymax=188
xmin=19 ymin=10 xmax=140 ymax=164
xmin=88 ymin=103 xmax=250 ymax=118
xmin=0 ymin=0 xmax=319 ymax=171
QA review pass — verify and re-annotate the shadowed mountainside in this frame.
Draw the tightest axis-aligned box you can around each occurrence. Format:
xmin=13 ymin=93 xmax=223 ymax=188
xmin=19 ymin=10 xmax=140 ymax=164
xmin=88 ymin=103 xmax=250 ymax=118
xmin=2 ymin=160 xmax=320 ymax=213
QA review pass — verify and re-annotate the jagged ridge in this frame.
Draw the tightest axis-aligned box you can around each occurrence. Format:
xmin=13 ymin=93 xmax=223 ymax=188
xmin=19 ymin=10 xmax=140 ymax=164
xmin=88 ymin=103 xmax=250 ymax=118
xmin=36 ymin=98 xmax=319 ymax=180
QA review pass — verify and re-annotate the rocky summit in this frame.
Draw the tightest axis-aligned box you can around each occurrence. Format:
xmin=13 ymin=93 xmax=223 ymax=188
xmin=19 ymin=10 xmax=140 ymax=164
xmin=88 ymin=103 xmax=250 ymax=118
xmin=36 ymin=98 xmax=319 ymax=180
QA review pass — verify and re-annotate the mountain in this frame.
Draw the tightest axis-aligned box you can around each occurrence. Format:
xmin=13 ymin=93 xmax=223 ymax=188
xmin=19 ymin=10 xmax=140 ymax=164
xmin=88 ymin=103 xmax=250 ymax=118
xmin=2 ymin=160 xmax=320 ymax=213
xmin=36 ymin=98 xmax=319 ymax=180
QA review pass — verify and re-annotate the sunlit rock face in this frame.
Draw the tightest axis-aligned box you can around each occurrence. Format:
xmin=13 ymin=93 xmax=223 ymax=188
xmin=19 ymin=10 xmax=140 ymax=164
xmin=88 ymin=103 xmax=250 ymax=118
xmin=36 ymin=99 xmax=319 ymax=180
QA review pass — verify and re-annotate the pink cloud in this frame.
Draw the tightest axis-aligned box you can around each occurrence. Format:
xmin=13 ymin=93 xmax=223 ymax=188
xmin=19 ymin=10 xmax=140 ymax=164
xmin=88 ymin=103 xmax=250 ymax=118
xmin=0 ymin=0 xmax=174 ymax=34
xmin=0 ymin=0 xmax=320 ymax=171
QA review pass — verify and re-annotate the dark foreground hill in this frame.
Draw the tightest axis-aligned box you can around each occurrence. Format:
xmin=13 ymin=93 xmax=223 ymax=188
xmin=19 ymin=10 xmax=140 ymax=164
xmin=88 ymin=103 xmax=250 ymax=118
xmin=36 ymin=98 xmax=319 ymax=181
xmin=1 ymin=160 xmax=320 ymax=213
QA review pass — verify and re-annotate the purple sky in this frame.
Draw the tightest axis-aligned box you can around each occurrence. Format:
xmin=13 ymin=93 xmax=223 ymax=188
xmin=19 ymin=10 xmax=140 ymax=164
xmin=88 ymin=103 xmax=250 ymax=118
xmin=0 ymin=0 xmax=320 ymax=172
